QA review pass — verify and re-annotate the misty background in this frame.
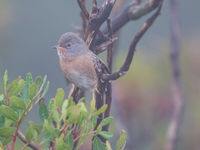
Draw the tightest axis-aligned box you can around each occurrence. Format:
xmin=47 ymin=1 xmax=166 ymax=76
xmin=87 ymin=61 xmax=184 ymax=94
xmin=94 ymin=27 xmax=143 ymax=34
xmin=0 ymin=0 xmax=200 ymax=150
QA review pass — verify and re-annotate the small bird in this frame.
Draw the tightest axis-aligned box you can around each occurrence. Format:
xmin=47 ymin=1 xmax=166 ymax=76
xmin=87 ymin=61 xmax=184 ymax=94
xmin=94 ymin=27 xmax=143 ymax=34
xmin=55 ymin=32 xmax=109 ymax=99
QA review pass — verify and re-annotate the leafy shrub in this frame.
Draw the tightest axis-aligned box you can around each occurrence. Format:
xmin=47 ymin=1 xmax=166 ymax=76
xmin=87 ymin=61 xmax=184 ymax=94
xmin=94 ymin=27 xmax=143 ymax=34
xmin=0 ymin=70 xmax=126 ymax=150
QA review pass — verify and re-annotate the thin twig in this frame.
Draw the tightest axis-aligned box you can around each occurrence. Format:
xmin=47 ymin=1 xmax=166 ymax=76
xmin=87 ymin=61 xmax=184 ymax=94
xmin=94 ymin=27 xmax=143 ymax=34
xmin=6 ymin=144 xmax=11 ymax=150
xmin=74 ymin=130 xmax=96 ymax=142
xmin=92 ymin=0 xmax=98 ymax=13
xmin=165 ymin=0 xmax=184 ymax=149
xmin=94 ymin=36 xmax=118 ymax=54
xmin=103 ymin=0 xmax=163 ymax=81
xmin=11 ymin=102 xmax=31 ymax=150
xmin=106 ymin=19 xmax=113 ymax=71
xmin=22 ymin=142 xmax=30 ymax=150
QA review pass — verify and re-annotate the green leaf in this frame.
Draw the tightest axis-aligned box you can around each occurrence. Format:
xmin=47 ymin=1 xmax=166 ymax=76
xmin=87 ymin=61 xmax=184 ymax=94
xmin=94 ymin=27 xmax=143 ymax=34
xmin=25 ymin=121 xmax=41 ymax=143
xmin=0 ymin=141 xmax=3 ymax=149
xmin=33 ymin=129 xmax=39 ymax=143
xmin=8 ymin=77 xmax=21 ymax=91
xmin=35 ymin=76 xmax=42 ymax=88
xmin=36 ymin=75 xmax=47 ymax=97
xmin=52 ymin=110 xmax=60 ymax=127
xmin=2 ymin=136 xmax=12 ymax=145
xmin=106 ymin=141 xmax=112 ymax=150
xmin=67 ymin=105 xmax=80 ymax=125
xmin=100 ymin=117 xmax=113 ymax=127
xmin=9 ymin=78 xmax=25 ymax=96
xmin=0 ymin=94 xmax=6 ymax=105
xmin=39 ymin=101 xmax=48 ymax=122
xmin=41 ymin=81 xmax=49 ymax=98
xmin=44 ymin=120 xmax=58 ymax=137
xmin=42 ymin=132 xmax=55 ymax=144
xmin=93 ymin=136 xmax=106 ymax=150
xmin=78 ymin=102 xmax=88 ymax=119
xmin=0 ymin=94 xmax=4 ymax=101
xmin=56 ymin=134 xmax=65 ymax=150
xmin=78 ymin=97 xmax=85 ymax=103
xmin=0 ymin=105 xmax=18 ymax=121
xmin=96 ymin=125 xmax=102 ymax=134
xmin=26 ymin=73 xmax=33 ymax=84
xmin=95 ymin=104 xmax=108 ymax=116
xmin=49 ymin=98 xmax=56 ymax=112
xmin=0 ymin=127 xmax=16 ymax=137
xmin=22 ymin=73 xmax=33 ymax=103
xmin=55 ymin=88 xmax=65 ymax=108
xmin=4 ymin=118 xmax=13 ymax=127
xmin=4 ymin=70 xmax=8 ymax=93
xmin=56 ymin=134 xmax=71 ymax=150
xmin=28 ymin=121 xmax=42 ymax=134
xmin=10 ymin=96 xmax=26 ymax=110
xmin=90 ymin=98 xmax=96 ymax=113
xmin=29 ymin=83 xmax=37 ymax=100
xmin=61 ymin=100 xmax=69 ymax=120
xmin=98 ymin=131 xmax=113 ymax=140
xmin=116 ymin=130 xmax=127 ymax=150
xmin=0 ymin=115 xmax=5 ymax=127
xmin=25 ymin=125 xmax=34 ymax=142
xmin=65 ymin=133 xmax=74 ymax=150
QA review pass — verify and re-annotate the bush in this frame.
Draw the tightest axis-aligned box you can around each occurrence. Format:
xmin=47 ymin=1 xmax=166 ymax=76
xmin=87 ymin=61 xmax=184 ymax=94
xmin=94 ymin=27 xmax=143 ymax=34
xmin=0 ymin=70 xmax=126 ymax=150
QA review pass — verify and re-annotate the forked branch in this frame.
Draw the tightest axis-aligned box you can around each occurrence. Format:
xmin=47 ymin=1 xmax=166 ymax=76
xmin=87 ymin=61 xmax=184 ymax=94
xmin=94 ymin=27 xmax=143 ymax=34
xmin=91 ymin=0 xmax=161 ymax=51
xmin=103 ymin=0 xmax=163 ymax=81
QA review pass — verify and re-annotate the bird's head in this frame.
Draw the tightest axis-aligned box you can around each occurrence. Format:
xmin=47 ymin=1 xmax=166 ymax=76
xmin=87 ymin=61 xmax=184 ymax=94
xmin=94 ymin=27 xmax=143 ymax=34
xmin=55 ymin=32 xmax=87 ymax=59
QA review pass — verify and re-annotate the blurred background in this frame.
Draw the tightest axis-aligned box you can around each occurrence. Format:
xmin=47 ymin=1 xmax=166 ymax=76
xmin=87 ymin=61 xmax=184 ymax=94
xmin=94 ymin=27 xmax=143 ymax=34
xmin=0 ymin=0 xmax=200 ymax=150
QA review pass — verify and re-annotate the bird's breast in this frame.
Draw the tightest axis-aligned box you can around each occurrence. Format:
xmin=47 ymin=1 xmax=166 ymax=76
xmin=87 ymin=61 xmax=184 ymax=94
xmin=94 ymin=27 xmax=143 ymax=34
xmin=60 ymin=55 xmax=98 ymax=91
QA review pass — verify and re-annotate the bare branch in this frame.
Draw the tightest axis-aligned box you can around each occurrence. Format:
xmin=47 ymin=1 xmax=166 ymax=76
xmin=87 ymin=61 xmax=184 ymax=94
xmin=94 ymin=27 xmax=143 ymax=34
xmin=85 ymin=0 xmax=116 ymax=46
xmin=106 ymin=19 xmax=113 ymax=71
xmin=77 ymin=0 xmax=89 ymax=19
xmin=103 ymin=0 xmax=163 ymax=81
xmin=17 ymin=130 xmax=39 ymax=150
xmin=103 ymin=19 xmax=113 ymax=132
xmin=94 ymin=36 xmax=118 ymax=54
xmin=92 ymin=0 xmax=98 ymax=13
xmin=91 ymin=0 xmax=161 ymax=51
xmin=165 ymin=0 xmax=184 ymax=149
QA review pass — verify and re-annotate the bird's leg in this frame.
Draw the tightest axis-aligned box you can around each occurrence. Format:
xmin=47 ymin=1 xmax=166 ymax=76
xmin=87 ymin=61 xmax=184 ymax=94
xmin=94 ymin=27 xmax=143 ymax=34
xmin=92 ymin=84 xmax=99 ymax=100
xmin=92 ymin=91 xmax=95 ymax=101
xmin=67 ymin=84 xmax=75 ymax=99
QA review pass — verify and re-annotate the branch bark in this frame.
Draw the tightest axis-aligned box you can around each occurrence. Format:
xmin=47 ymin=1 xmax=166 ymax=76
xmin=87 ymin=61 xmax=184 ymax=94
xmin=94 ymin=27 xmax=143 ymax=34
xmin=103 ymin=19 xmax=113 ymax=132
xmin=86 ymin=0 xmax=116 ymax=46
xmin=103 ymin=0 xmax=163 ymax=81
xmin=77 ymin=0 xmax=89 ymax=19
xmin=17 ymin=131 xmax=39 ymax=150
xmin=165 ymin=0 xmax=184 ymax=149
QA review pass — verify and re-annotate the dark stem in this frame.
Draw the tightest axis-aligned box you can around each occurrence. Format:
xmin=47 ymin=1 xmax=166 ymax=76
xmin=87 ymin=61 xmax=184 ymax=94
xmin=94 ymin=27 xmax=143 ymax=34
xmin=103 ymin=19 xmax=113 ymax=132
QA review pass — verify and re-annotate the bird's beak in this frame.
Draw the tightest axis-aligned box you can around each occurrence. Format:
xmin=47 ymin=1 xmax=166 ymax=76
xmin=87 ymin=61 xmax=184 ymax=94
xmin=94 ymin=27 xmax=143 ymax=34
xmin=53 ymin=45 xmax=63 ymax=50
xmin=52 ymin=45 xmax=58 ymax=50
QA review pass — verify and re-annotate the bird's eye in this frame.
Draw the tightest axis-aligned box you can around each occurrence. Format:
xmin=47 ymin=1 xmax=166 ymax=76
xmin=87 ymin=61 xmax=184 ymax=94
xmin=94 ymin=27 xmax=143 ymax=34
xmin=66 ymin=42 xmax=72 ymax=48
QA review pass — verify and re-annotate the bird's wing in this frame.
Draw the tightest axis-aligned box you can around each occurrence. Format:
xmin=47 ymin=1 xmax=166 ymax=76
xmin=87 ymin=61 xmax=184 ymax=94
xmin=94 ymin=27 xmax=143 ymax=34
xmin=88 ymin=52 xmax=110 ymax=76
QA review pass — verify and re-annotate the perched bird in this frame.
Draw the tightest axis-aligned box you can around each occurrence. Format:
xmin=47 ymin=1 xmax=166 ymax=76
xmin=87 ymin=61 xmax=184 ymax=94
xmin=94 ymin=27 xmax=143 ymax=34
xmin=55 ymin=32 xmax=109 ymax=99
